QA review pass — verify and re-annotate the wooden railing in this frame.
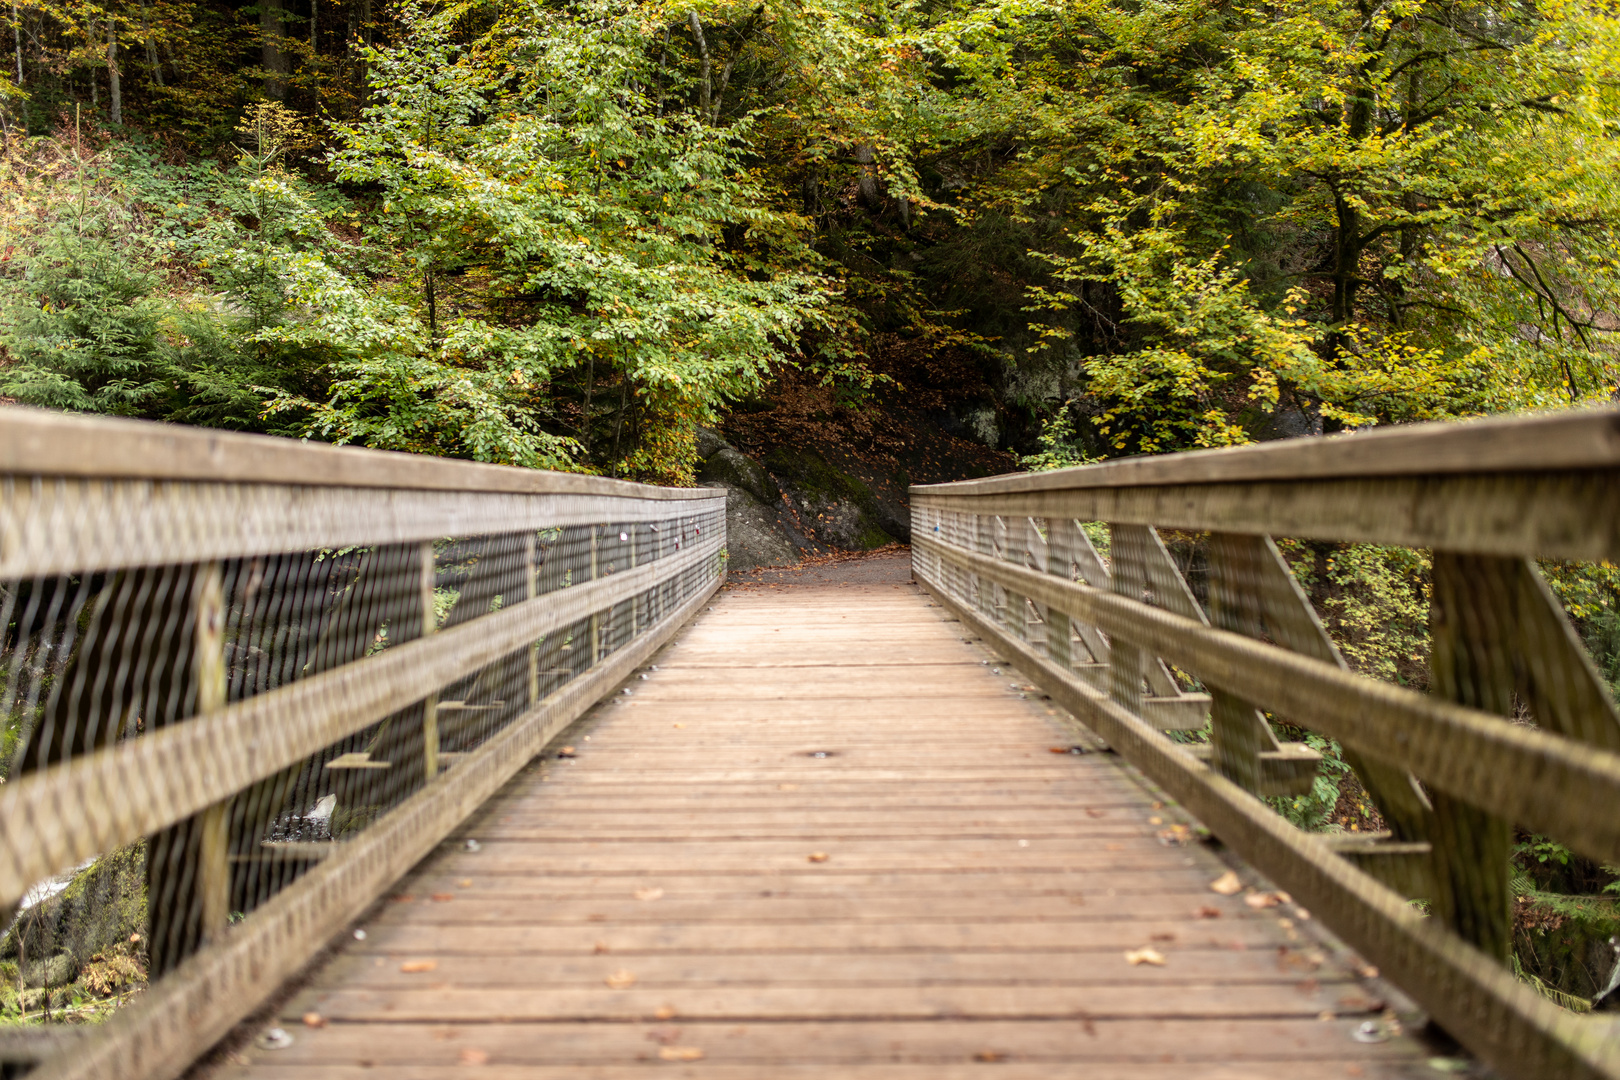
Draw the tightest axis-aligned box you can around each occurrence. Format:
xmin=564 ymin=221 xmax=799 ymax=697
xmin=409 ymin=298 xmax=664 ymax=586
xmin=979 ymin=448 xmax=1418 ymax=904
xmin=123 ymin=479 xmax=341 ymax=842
xmin=911 ymin=409 xmax=1620 ymax=1080
xmin=0 ymin=408 xmax=727 ymax=1080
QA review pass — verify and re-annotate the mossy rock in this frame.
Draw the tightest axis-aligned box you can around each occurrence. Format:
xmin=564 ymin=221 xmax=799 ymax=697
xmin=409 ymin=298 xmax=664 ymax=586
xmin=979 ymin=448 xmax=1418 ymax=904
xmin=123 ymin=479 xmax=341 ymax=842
xmin=763 ymin=446 xmax=870 ymax=503
xmin=699 ymin=448 xmax=780 ymax=507
xmin=1 ymin=842 xmax=146 ymax=982
xmin=763 ymin=447 xmax=898 ymax=551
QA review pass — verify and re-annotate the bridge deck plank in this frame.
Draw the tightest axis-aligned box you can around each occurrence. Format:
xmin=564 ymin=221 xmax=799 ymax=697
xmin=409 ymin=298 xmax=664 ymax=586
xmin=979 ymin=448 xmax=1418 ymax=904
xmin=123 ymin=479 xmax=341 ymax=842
xmin=219 ymin=581 xmax=1430 ymax=1078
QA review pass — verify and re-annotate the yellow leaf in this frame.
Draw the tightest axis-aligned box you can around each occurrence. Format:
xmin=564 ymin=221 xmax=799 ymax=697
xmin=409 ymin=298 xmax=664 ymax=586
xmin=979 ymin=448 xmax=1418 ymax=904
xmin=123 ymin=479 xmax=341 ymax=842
xmin=1124 ymin=947 xmax=1166 ymax=966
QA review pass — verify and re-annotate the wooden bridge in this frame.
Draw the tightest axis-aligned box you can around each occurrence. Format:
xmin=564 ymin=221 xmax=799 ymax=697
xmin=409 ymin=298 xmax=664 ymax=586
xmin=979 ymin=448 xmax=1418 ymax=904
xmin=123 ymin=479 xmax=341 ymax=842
xmin=2 ymin=407 xmax=1619 ymax=1079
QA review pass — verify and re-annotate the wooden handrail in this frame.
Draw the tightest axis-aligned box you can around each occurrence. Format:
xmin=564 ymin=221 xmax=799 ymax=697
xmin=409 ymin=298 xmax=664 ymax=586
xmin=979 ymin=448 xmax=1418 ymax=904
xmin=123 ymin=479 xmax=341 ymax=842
xmin=0 ymin=409 xmax=728 ymax=1080
xmin=910 ymin=408 xmax=1620 ymax=1080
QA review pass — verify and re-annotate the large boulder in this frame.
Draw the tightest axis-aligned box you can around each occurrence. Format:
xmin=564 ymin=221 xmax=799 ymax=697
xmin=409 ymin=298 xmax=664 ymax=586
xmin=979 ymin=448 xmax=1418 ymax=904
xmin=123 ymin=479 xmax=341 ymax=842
xmin=763 ymin=446 xmax=900 ymax=550
xmin=698 ymin=446 xmax=781 ymax=507
xmin=693 ymin=430 xmax=812 ymax=571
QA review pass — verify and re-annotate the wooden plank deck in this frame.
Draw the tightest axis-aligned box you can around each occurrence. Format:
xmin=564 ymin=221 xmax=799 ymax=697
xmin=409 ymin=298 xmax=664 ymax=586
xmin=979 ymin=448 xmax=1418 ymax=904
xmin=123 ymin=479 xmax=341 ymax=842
xmin=219 ymin=577 xmax=1433 ymax=1078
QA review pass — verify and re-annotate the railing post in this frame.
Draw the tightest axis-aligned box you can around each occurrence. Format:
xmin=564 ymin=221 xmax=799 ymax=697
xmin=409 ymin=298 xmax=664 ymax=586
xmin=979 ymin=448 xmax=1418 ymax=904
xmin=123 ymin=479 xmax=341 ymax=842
xmin=629 ymin=525 xmax=639 ymax=638
xmin=1205 ymin=535 xmax=1274 ymax=794
xmin=1002 ymin=516 xmax=1028 ymax=641
xmin=1426 ymin=552 xmax=1516 ymax=962
xmin=525 ymin=532 xmax=540 ymax=706
xmin=590 ymin=526 xmax=602 ymax=664
xmin=1043 ymin=519 xmax=1074 ymax=670
xmin=1106 ymin=523 xmax=1146 ymax=714
xmin=193 ymin=562 xmax=231 ymax=942
xmin=421 ymin=541 xmax=440 ymax=782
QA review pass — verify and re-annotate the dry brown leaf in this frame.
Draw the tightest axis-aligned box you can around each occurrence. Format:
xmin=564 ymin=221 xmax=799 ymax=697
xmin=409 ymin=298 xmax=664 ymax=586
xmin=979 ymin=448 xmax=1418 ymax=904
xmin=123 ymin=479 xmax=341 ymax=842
xmin=400 ymin=960 xmax=438 ymax=973
xmin=673 ymin=723 xmax=684 ymax=729
xmin=593 ymin=941 xmax=610 ymax=954
xmin=1209 ymin=871 xmax=1243 ymax=895
xmin=634 ymin=887 xmax=665 ymax=901
xmin=1124 ymin=947 xmax=1167 ymax=966
xmin=1245 ymin=891 xmax=1284 ymax=909
xmin=457 ymin=879 xmax=473 ymax=888
xmin=659 ymin=1047 xmax=705 ymax=1062
xmin=654 ymin=1005 xmax=677 ymax=1020
xmin=459 ymin=1048 xmax=489 ymax=1065
xmin=1193 ymin=905 xmax=1221 ymax=919
xmin=431 ymin=893 xmax=455 ymax=902
xmin=301 ymin=1012 xmax=326 ymax=1028
xmin=557 ymin=746 xmax=576 ymax=758
xmin=973 ymin=1051 xmax=1005 ymax=1062
xmin=1084 ymin=807 xmax=1107 ymax=818
xmin=1148 ymin=816 xmax=1163 ymax=825
xmin=807 ymin=852 xmax=830 ymax=863
xmin=605 ymin=969 xmax=637 ymax=989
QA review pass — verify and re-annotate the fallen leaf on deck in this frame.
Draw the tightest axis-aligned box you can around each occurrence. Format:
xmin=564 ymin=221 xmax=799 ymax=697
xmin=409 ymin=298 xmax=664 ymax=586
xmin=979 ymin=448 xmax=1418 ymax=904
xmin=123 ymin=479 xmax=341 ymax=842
xmin=659 ymin=1047 xmax=705 ymax=1062
xmin=593 ymin=941 xmax=610 ymax=954
xmin=673 ymin=723 xmax=684 ymax=729
xmin=605 ymin=970 xmax=637 ymax=989
xmin=390 ymin=894 xmax=415 ymax=903
xmin=1085 ymin=807 xmax=1107 ymax=818
xmin=431 ymin=893 xmax=455 ymax=902
xmin=655 ymin=1005 xmax=677 ymax=1020
xmin=1245 ymin=891 xmax=1284 ymax=909
xmin=808 ymin=852 xmax=830 ymax=863
xmin=973 ymin=1051 xmax=1005 ymax=1062
xmin=634 ymin=887 xmax=665 ymax=901
xmin=459 ymin=1048 xmax=489 ymax=1065
xmin=301 ymin=1012 xmax=326 ymax=1028
xmin=1124 ymin=947 xmax=1167 ymax=966
xmin=457 ymin=879 xmax=473 ymax=888
xmin=1209 ymin=871 xmax=1243 ymax=895
xmin=1149 ymin=932 xmax=1176 ymax=942
xmin=1148 ymin=816 xmax=1163 ymax=825
xmin=400 ymin=960 xmax=438 ymax=973
xmin=1193 ymin=905 xmax=1221 ymax=919
xmin=556 ymin=746 xmax=576 ymax=758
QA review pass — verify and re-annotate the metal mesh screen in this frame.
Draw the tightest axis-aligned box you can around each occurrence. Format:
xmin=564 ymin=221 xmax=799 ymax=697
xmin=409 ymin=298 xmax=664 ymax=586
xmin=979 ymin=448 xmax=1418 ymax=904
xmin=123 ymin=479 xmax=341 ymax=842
xmin=0 ymin=418 xmax=725 ymax=1079
xmin=909 ymin=415 xmax=1620 ymax=1080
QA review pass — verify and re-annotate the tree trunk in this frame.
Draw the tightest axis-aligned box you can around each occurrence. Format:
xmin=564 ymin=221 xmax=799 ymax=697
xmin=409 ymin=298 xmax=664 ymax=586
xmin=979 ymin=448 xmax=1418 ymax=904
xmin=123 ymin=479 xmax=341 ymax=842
xmin=688 ymin=12 xmax=711 ymax=119
xmin=261 ymin=0 xmax=287 ymax=99
xmin=12 ymin=2 xmax=22 ymax=87
xmin=854 ymin=144 xmax=879 ymax=206
xmin=106 ymin=19 xmax=120 ymax=125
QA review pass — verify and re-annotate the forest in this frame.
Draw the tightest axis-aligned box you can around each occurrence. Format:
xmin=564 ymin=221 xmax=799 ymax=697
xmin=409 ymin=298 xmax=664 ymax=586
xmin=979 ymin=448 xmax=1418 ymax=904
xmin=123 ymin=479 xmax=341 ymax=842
xmin=3 ymin=0 xmax=1620 ymax=1019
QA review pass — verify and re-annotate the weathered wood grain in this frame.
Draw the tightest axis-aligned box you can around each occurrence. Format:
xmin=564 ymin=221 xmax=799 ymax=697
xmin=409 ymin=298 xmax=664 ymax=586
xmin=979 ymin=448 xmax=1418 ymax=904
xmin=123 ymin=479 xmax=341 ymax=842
xmin=219 ymin=584 xmax=1424 ymax=1079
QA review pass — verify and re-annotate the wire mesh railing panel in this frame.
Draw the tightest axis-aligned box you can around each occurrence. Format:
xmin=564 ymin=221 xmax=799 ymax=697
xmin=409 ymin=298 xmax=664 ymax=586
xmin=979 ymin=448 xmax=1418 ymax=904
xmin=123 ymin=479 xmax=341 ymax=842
xmin=911 ymin=410 xmax=1620 ymax=1080
xmin=0 ymin=409 xmax=726 ymax=1080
